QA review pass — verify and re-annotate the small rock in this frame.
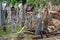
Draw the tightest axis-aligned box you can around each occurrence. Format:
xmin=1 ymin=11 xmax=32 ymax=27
xmin=17 ymin=32 xmax=25 ymax=40
xmin=48 ymin=26 xmax=56 ymax=32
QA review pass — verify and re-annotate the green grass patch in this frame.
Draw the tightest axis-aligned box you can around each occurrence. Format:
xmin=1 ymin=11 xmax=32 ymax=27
xmin=25 ymin=34 xmax=33 ymax=40
xmin=16 ymin=26 xmax=22 ymax=32
xmin=25 ymin=34 xmax=31 ymax=40
xmin=0 ymin=26 xmax=22 ymax=37
xmin=0 ymin=27 xmax=12 ymax=36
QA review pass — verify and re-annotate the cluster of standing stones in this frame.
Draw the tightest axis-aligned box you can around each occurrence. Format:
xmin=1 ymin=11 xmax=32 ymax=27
xmin=0 ymin=2 xmax=25 ymax=40
xmin=0 ymin=3 xmax=16 ymax=32
xmin=0 ymin=2 xmax=36 ymax=32
xmin=0 ymin=0 xmax=59 ymax=40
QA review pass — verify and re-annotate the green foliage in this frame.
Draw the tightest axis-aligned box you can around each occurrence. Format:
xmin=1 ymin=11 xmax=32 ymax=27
xmin=18 ymin=0 xmax=22 ymax=4
xmin=51 ymin=0 xmax=56 ymax=5
xmin=0 ymin=0 xmax=3 ymax=3
xmin=0 ymin=26 xmax=22 ymax=37
xmin=51 ymin=0 xmax=60 ymax=5
xmin=25 ymin=34 xmax=31 ymax=40
xmin=1 ymin=0 xmax=59 ymax=7
xmin=0 ymin=27 xmax=12 ymax=36
xmin=6 ymin=0 xmax=22 ymax=7
xmin=34 ymin=7 xmax=39 ymax=13
xmin=10 ymin=0 xmax=16 ymax=6
xmin=26 ymin=0 xmax=35 ymax=6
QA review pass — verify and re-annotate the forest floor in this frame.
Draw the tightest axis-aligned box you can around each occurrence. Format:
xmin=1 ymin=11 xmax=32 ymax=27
xmin=0 ymin=19 xmax=60 ymax=40
xmin=1 ymin=32 xmax=60 ymax=40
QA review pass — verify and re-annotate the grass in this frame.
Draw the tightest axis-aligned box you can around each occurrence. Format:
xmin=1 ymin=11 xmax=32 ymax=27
xmin=0 ymin=25 xmax=33 ymax=40
xmin=25 ymin=34 xmax=31 ymax=40
xmin=0 ymin=27 xmax=12 ymax=36
xmin=24 ymin=34 xmax=33 ymax=40
xmin=0 ymin=25 xmax=22 ymax=37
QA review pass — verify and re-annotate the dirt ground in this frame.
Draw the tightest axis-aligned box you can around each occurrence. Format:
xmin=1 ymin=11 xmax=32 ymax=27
xmin=1 ymin=34 xmax=60 ymax=40
xmin=38 ymin=35 xmax=60 ymax=40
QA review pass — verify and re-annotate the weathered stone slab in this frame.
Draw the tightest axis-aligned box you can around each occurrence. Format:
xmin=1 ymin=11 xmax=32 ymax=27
xmin=0 ymin=3 xmax=5 ymax=26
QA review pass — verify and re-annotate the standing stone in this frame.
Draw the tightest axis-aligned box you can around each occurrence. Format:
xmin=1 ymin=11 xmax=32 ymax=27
xmin=0 ymin=3 xmax=2 ymax=26
xmin=11 ymin=7 xmax=16 ymax=33
xmin=16 ymin=7 xmax=19 ymax=23
xmin=14 ymin=3 xmax=19 ymax=23
xmin=31 ymin=12 xmax=35 ymax=21
xmin=29 ymin=12 xmax=34 ymax=29
xmin=7 ymin=6 xmax=11 ymax=27
xmin=11 ymin=17 xmax=16 ymax=33
xmin=24 ymin=18 xmax=29 ymax=29
xmin=35 ymin=4 xmax=43 ymax=38
xmin=19 ymin=5 xmax=25 ymax=27
xmin=0 ymin=3 xmax=5 ymax=26
xmin=30 ymin=13 xmax=33 ymax=28
xmin=48 ymin=2 xmax=53 ymax=21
